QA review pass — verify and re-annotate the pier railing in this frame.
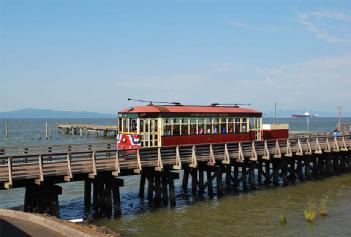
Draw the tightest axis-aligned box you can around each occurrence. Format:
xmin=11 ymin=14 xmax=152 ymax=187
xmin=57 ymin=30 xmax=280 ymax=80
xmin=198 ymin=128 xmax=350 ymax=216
xmin=0 ymin=134 xmax=350 ymax=189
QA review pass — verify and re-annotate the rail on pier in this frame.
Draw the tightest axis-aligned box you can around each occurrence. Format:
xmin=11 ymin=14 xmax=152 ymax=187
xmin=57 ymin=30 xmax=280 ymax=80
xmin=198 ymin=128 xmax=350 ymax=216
xmin=0 ymin=135 xmax=350 ymax=189
xmin=1 ymin=134 xmax=351 ymax=218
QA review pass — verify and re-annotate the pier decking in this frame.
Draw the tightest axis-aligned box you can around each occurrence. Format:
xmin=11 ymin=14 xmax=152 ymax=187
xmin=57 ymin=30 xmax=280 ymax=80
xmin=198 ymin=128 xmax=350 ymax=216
xmin=58 ymin=123 xmax=118 ymax=138
xmin=0 ymin=134 xmax=351 ymax=218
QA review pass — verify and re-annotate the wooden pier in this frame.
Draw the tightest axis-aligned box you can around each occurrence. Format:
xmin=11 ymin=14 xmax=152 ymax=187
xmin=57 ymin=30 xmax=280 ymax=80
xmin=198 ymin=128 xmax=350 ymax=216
xmin=57 ymin=123 xmax=118 ymax=138
xmin=1 ymin=134 xmax=351 ymax=218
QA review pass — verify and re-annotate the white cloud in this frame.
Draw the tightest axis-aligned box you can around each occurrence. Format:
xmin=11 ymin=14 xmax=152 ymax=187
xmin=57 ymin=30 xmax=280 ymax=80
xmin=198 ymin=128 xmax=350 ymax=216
xmin=298 ymin=10 xmax=351 ymax=43
xmin=207 ymin=55 xmax=351 ymax=115
xmin=229 ymin=18 xmax=279 ymax=32
xmin=229 ymin=18 xmax=249 ymax=28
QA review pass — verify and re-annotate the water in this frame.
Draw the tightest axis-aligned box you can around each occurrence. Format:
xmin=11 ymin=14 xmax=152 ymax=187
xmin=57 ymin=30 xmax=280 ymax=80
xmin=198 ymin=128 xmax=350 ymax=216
xmin=0 ymin=118 xmax=117 ymax=146
xmin=1 ymin=117 xmax=351 ymax=236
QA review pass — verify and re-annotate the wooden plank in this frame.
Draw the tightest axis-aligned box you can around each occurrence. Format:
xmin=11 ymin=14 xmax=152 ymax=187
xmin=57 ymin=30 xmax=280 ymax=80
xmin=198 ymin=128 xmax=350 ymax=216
xmin=273 ymin=140 xmax=281 ymax=158
xmin=223 ymin=143 xmax=231 ymax=164
xmin=262 ymin=140 xmax=270 ymax=160
xmin=189 ymin=145 xmax=197 ymax=168
xmin=88 ymin=152 xmax=97 ymax=179
xmin=340 ymin=136 xmax=348 ymax=151
xmin=64 ymin=153 xmax=73 ymax=181
xmin=173 ymin=146 xmax=182 ymax=169
xmin=296 ymin=139 xmax=303 ymax=156
xmin=237 ymin=143 xmax=244 ymax=163
xmin=250 ymin=141 xmax=257 ymax=161
xmin=306 ymin=138 xmax=313 ymax=155
xmin=35 ymin=155 xmax=44 ymax=185
xmin=134 ymin=149 xmax=142 ymax=173
xmin=207 ymin=144 xmax=216 ymax=166
xmin=112 ymin=151 xmax=120 ymax=176
xmin=285 ymin=139 xmax=292 ymax=157
xmin=155 ymin=147 xmax=163 ymax=171
xmin=7 ymin=157 xmax=12 ymax=188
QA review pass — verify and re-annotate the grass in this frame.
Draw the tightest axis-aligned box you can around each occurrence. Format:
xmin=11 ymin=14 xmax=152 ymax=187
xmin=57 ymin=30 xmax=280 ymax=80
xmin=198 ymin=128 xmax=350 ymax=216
xmin=304 ymin=200 xmax=317 ymax=222
xmin=319 ymin=195 xmax=328 ymax=216
xmin=279 ymin=215 xmax=287 ymax=224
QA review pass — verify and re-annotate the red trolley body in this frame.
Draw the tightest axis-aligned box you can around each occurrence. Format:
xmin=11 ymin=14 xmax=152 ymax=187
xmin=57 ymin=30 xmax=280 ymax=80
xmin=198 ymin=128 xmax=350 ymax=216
xmin=117 ymin=104 xmax=288 ymax=150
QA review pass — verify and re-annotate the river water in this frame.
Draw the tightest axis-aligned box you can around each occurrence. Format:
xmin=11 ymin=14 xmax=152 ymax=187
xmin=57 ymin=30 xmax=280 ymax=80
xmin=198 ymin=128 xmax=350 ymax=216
xmin=1 ymin=117 xmax=351 ymax=236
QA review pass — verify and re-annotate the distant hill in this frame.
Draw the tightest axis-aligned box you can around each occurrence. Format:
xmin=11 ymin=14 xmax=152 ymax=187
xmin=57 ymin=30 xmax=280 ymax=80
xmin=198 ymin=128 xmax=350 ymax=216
xmin=0 ymin=109 xmax=115 ymax=118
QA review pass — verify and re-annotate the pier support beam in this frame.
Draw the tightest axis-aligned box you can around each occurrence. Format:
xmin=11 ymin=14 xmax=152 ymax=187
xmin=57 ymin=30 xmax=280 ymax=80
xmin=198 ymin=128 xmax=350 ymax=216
xmin=207 ymin=169 xmax=214 ymax=197
xmin=216 ymin=166 xmax=224 ymax=196
xmin=24 ymin=184 xmax=62 ymax=218
xmin=91 ymin=174 xmax=124 ymax=217
xmin=140 ymin=170 xmax=179 ymax=207
xmin=182 ymin=166 xmax=190 ymax=193
xmin=84 ymin=178 xmax=92 ymax=210
xmin=139 ymin=172 xmax=146 ymax=198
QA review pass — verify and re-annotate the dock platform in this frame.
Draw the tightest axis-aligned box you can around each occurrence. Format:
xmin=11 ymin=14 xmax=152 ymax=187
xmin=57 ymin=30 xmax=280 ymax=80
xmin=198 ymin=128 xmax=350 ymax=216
xmin=58 ymin=123 xmax=118 ymax=138
xmin=1 ymin=133 xmax=351 ymax=218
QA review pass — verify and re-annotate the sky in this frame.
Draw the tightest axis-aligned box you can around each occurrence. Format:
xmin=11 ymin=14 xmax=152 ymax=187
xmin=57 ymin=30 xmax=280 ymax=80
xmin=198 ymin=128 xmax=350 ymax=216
xmin=1 ymin=0 xmax=351 ymax=116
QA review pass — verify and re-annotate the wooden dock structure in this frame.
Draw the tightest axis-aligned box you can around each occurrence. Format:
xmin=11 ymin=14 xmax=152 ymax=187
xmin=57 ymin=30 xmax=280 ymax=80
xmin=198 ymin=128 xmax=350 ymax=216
xmin=57 ymin=123 xmax=118 ymax=138
xmin=1 ymin=134 xmax=351 ymax=218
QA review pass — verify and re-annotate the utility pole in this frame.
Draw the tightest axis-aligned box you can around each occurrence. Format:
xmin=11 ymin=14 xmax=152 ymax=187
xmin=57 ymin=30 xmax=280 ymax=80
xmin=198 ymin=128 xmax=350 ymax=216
xmin=45 ymin=122 xmax=48 ymax=140
xmin=5 ymin=122 xmax=8 ymax=139
xmin=274 ymin=102 xmax=277 ymax=124
xmin=337 ymin=106 xmax=342 ymax=131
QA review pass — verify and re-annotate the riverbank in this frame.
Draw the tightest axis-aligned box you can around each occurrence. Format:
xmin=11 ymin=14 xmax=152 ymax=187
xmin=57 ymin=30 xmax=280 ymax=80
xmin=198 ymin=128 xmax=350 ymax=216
xmin=0 ymin=209 xmax=120 ymax=237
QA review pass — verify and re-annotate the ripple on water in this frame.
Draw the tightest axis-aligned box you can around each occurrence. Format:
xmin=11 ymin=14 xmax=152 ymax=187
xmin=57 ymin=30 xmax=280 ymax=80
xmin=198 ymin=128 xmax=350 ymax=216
xmin=93 ymin=173 xmax=351 ymax=237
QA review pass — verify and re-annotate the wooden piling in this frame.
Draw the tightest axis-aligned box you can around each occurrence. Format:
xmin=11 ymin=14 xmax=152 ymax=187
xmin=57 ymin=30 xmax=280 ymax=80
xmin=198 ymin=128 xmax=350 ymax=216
xmin=304 ymin=156 xmax=312 ymax=180
xmin=264 ymin=160 xmax=271 ymax=185
xmin=84 ymin=178 xmax=92 ymax=210
xmin=282 ymin=160 xmax=288 ymax=186
xmin=112 ymin=180 xmax=122 ymax=217
xmin=169 ymin=175 xmax=176 ymax=207
xmin=182 ymin=166 xmax=189 ymax=193
xmin=216 ymin=166 xmax=223 ymax=195
xmin=207 ymin=170 xmax=214 ymax=197
xmin=198 ymin=168 xmax=205 ymax=195
xmin=147 ymin=174 xmax=154 ymax=200
xmin=242 ymin=163 xmax=248 ymax=191
xmin=161 ymin=173 xmax=169 ymax=205
xmin=257 ymin=160 xmax=263 ymax=186
xmin=225 ymin=165 xmax=231 ymax=187
xmin=24 ymin=184 xmax=62 ymax=218
xmin=297 ymin=159 xmax=304 ymax=180
xmin=92 ymin=179 xmax=99 ymax=212
xmin=154 ymin=173 xmax=162 ymax=206
xmin=191 ymin=168 xmax=197 ymax=195
xmin=249 ymin=162 xmax=256 ymax=189
xmin=272 ymin=160 xmax=279 ymax=185
xmin=233 ymin=163 xmax=239 ymax=189
xmin=139 ymin=172 xmax=146 ymax=198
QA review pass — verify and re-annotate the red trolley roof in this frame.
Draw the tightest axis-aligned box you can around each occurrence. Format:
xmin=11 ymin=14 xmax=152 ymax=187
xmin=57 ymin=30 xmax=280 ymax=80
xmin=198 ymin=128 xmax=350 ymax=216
xmin=120 ymin=105 xmax=261 ymax=114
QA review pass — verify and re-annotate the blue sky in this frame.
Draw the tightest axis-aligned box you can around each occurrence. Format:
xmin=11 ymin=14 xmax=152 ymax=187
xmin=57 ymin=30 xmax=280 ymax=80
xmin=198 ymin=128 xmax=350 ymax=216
xmin=1 ymin=0 xmax=351 ymax=116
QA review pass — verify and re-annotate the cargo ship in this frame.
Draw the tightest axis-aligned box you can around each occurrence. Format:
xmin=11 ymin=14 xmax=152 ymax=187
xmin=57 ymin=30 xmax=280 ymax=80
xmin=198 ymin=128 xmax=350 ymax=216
xmin=292 ymin=112 xmax=311 ymax=118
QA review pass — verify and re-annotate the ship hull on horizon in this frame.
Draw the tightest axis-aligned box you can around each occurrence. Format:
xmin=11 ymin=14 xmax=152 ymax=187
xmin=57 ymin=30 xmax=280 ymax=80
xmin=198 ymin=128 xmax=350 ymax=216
xmin=292 ymin=114 xmax=312 ymax=118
